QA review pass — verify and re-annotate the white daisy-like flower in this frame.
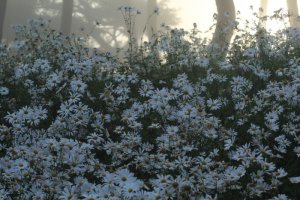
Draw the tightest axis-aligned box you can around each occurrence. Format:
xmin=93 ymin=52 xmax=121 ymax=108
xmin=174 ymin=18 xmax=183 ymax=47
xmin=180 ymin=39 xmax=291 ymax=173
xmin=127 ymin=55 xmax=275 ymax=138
xmin=243 ymin=48 xmax=256 ymax=58
xmin=122 ymin=181 xmax=142 ymax=198
xmin=166 ymin=125 xmax=179 ymax=134
xmin=293 ymin=146 xmax=300 ymax=157
xmin=81 ymin=192 xmax=100 ymax=200
xmin=289 ymin=176 xmax=300 ymax=183
xmin=224 ymin=136 xmax=236 ymax=150
xmin=0 ymin=187 xmax=10 ymax=200
xmin=269 ymin=194 xmax=290 ymax=200
xmin=14 ymin=158 xmax=29 ymax=171
xmin=115 ymin=168 xmax=137 ymax=187
xmin=0 ymin=86 xmax=9 ymax=96
xmin=70 ymin=79 xmax=87 ymax=94
xmin=265 ymin=111 xmax=279 ymax=123
xmin=207 ymin=98 xmax=222 ymax=111
xmin=58 ymin=186 xmax=78 ymax=200
xmin=195 ymin=57 xmax=209 ymax=68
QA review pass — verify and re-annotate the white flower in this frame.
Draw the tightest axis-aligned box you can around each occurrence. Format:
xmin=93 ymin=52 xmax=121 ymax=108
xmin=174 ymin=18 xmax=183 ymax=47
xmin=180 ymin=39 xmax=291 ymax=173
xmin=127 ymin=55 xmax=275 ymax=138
xmin=0 ymin=86 xmax=9 ymax=95
xmin=234 ymin=100 xmax=245 ymax=110
xmin=207 ymin=98 xmax=222 ymax=110
xmin=138 ymin=80 xmax=154 ymax=97
xmin=200 ymin=194 xmax=218 ymax=200
xmin=274 ymin=168 xmax=287 ymax=178
xmin=265 ymin=111 xmax=280 ymax=131
xmin=0 ymin=188 xmax=10 ymax=200
xmin=166 ymin=126 xmax=179 ymax=134
xmin=47 ymin=72 xmax=61 ymax=89
xmin=114 ymin=168 xmax=138 ymax=187
xmin=58 ymin=186 xmax=78 ymax=200
xmin=70 ymin=79 xmax=87 ymax=94
xmin=231 ymin=76 xmax=253 ymax=94
xmin=289 ymin=176 xmax=300 ymax=183
xmin=265 ymin=111 xmax=279 ymax=123
xmin=219 ymin=61 xmax=233 ymax=70
xmin=225 ymin=165 xmax=246 ymax=181
xmin=102 ymin=172 xmax=116 ymax=189
xmin=243 ymin=48 xmax=256 ymax=57
xmin=275 ymin=135 xmax=291 ymax=148
xmin=195 ymin=57 xmax=209 ymax=68
xmin=29 ymin=18 xmax=50 ymax=27
xmin=294 ymin=146 xmax=300 ymax=157
xmin=127 ymin=73 xmax=139 ymax=83
xmin=32 ymin=190 xmax=46 ymax=200
xmin=121 ymin=109 xmax=138 ymax=123
xmin=33 ymin=58 xmax=51 ymax=73
xmin=14 ymin=158 xmax=29 ymax=171
xmin=178 ymin=104 xmax=198 ymax=119
xmin=269 ymin=194 xmax=290 ymax=200
xmin=224 ymin=136 xmax=236 ymax=150
xmin=15 ymin=64 xmax=30 ymax=79
xmin=11 ymin=41 xmax=25 ymax=49
xmin=122 ymin=181 xmax=142 ymax=198
xmin=81 ymin=192 xmax=100 ymax=200
xmin=135 ymin=190 xmax=155 ymax=200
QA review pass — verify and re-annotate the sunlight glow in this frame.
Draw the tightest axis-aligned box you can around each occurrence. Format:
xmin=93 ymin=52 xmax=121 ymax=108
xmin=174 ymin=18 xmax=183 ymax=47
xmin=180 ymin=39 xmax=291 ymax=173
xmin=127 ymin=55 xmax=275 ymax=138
xmin=265 ymin=3 xmax=288 ymax=32
xmin=3 ymin=0 xmax=300 ymax=49
xmin=35 ymin=8 xmax=59 ymax=17
xmin=160 ymin=0 xmax=300 ymax=37
xmin=90 ymin=2 xmax=100 ymax=9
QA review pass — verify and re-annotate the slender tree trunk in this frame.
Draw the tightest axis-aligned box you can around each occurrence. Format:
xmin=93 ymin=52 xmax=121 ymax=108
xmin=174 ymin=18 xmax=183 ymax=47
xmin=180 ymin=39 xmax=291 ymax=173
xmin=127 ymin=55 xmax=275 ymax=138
xmin=287 ymin=0 xmax=300 ymax=27
xmin=147 ymin=0 xmax=158 ymax=39
xmin=60 ymin=0 xmax=74 ymax=35
xmin=0 ymin=0 xmax=7 ymax=40
xmin=259 ymin=0 xmax=269 ymax=29
xmin=211 ymin=0 xmax=236 ymax=58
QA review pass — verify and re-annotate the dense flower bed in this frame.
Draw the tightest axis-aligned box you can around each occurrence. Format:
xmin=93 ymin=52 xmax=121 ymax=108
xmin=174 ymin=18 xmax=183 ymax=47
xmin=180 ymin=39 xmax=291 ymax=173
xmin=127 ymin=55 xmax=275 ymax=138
xmin=0 ymin=10 xmax=300 ymax=200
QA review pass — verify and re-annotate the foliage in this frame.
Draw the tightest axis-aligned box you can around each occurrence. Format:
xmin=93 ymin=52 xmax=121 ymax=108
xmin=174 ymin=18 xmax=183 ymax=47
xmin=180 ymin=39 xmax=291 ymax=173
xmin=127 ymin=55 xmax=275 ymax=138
xmin=0 ymin=8 xmax=299 ymax=200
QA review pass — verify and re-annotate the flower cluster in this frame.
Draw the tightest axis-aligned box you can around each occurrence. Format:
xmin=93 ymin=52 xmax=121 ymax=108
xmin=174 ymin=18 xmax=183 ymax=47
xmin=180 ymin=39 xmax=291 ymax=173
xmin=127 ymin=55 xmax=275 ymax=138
xmin=0 ymin=12 xmax=299 ymax=200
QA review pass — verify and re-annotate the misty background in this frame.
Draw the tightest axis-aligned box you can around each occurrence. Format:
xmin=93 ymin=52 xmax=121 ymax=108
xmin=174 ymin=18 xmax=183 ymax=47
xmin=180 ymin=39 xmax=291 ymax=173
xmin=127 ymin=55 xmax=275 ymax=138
xmin=0 ymin=0 xmax=299 ymax=52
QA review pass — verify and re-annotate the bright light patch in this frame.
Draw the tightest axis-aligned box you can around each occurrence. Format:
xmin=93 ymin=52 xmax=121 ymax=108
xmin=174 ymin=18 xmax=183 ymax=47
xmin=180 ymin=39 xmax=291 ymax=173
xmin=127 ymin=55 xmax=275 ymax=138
xmin=160 ymin=0 xmax=300 ymax=37
xmin=262 ymin=0 xmax=288 ymax=32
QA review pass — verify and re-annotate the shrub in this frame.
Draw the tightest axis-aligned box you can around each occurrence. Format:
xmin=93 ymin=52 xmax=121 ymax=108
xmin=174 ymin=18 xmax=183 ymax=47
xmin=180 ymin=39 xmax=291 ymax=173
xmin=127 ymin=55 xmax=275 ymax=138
xmin=0 ymin=8 xmax=299 ymax=200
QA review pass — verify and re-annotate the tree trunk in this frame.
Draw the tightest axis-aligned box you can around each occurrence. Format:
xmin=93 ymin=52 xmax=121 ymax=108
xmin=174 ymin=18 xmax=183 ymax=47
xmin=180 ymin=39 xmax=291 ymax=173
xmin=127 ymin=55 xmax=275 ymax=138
xmin=147 ymin=0 xmax=158 ymax=39
xmin=0 ymin=0 xmax=7 ymax=40
xmin=211 ymin=0 xmax=236 ymax=58
xmin=259 ymin=0 xmax=269 ymax=29
xmin=287 ymin=0 xmax=300 ymax=27
xmin=60 ymin=0 xmax=74 ymax=35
